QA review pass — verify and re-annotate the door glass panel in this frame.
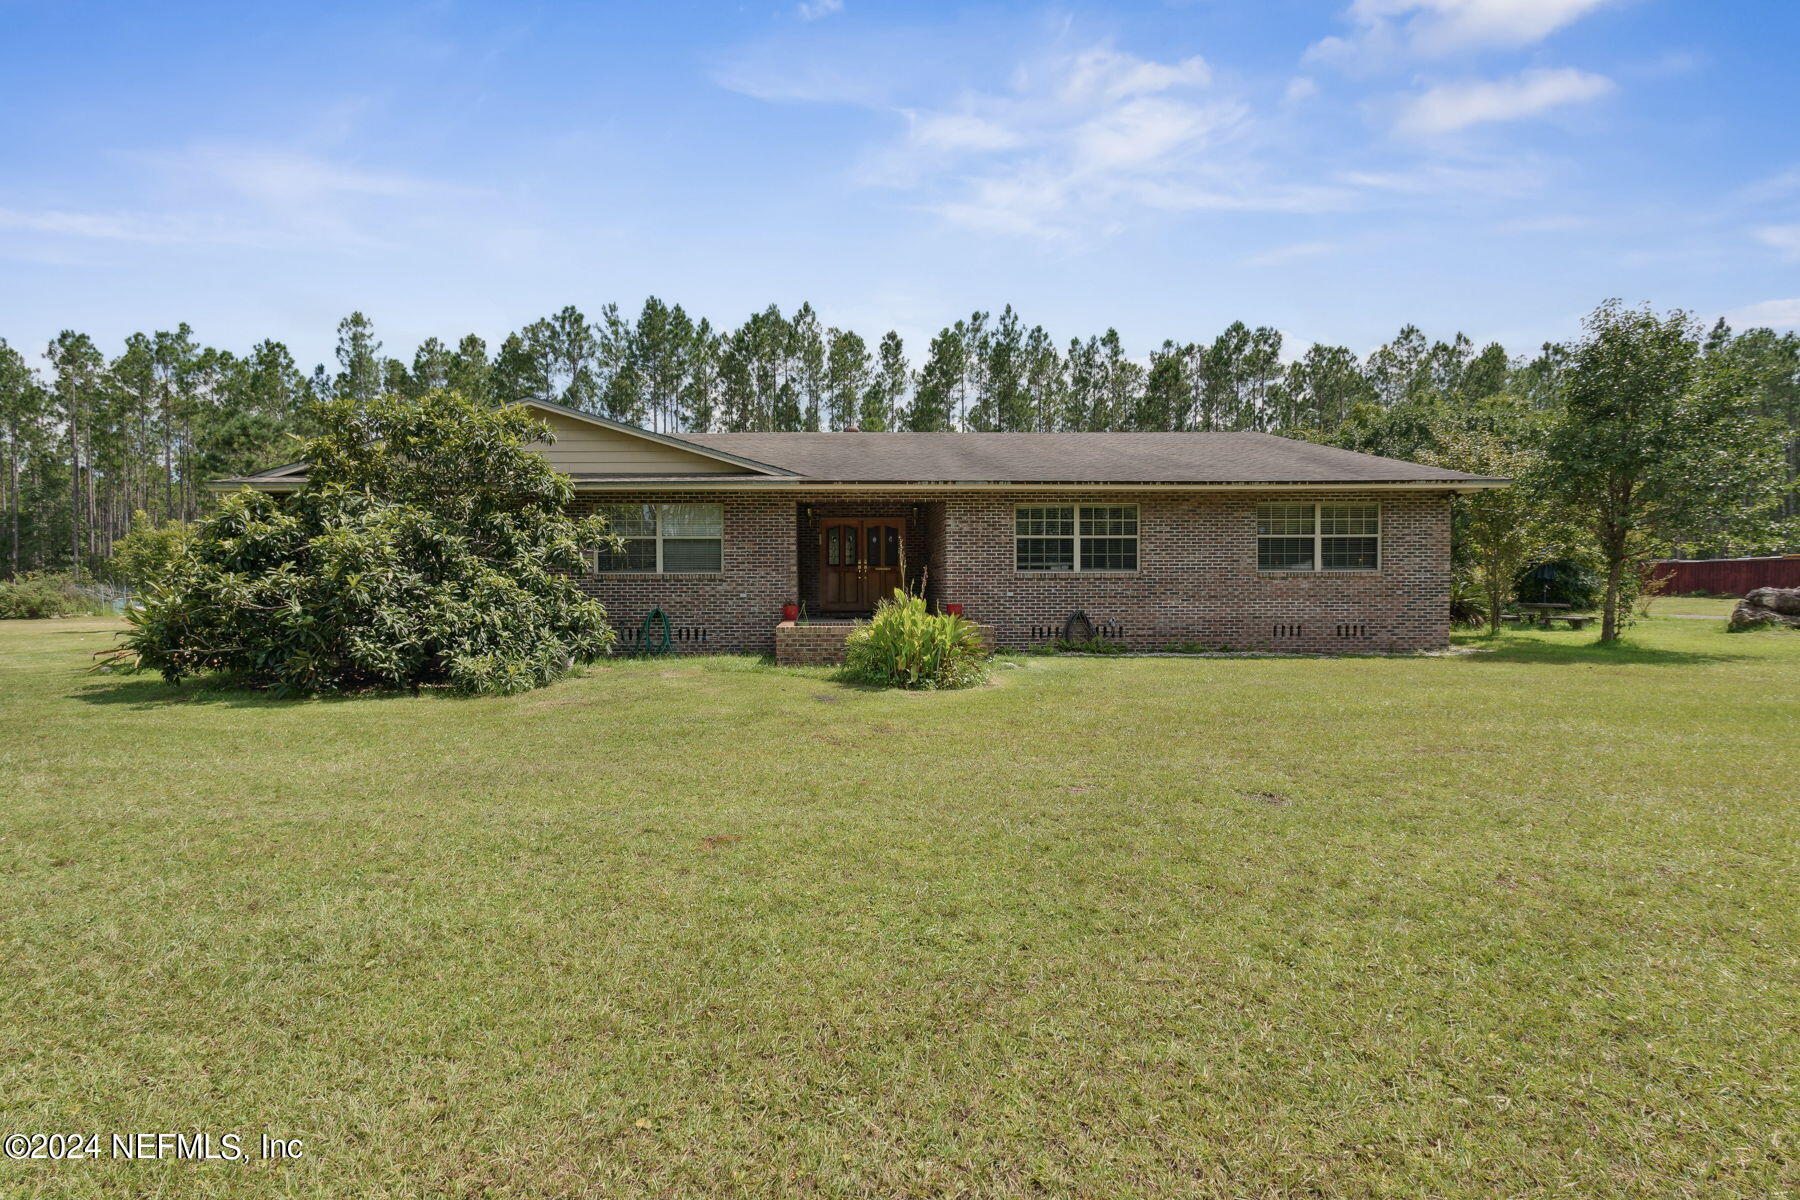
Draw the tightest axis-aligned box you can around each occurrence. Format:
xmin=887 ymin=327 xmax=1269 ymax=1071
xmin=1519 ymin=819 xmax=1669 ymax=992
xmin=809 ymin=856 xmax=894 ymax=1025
xmin=843 ymin=527 xmax=857 ymax=564
xmin=867 ymin=526 xmax=880 ymax=566
xmin=827 ymin=527 xmax=839 ymax=566
xmin=885 ymin=527 xmax=900 ymax=568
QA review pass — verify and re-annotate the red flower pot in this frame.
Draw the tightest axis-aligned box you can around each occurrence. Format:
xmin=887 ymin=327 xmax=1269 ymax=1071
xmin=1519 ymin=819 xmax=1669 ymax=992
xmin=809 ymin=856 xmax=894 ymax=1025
xmin=944 ymin=604 xmax=964 ymax=616
xmin=782 ymin=603 xmax=799 ymax=621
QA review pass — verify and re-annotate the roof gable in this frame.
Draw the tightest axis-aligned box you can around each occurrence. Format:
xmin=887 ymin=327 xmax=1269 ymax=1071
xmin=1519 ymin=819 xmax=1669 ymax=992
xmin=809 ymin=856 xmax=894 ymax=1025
xmin=517 ymin=399 xmax=794 ymax=477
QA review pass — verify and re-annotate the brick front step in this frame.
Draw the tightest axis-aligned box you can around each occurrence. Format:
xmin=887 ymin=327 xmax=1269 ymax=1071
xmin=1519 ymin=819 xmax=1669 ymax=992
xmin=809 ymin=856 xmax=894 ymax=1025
xmin=774 ymin=621 xmax=997 ymax=667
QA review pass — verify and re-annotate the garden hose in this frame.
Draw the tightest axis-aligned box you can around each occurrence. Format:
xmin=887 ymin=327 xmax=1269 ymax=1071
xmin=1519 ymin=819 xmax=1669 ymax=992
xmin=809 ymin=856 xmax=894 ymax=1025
xmin=638 ymin=607 xmax=672 ymax=656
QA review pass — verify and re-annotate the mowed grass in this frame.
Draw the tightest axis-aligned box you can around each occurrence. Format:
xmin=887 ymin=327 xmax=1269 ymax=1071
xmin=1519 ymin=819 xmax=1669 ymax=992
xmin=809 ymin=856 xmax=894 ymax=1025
xmin=1 ymin=605 xmax=1795 ymax=1199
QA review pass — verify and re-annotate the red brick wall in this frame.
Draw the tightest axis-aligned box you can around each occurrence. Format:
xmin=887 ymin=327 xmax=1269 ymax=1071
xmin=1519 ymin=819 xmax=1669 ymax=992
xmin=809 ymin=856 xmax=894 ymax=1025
xmin=570 ymin=489 xmax=1453 ymax=655
xmin=933 ymin=489 xmax=1450 ymax=653
xmin=568 ymin=492 xmax=795 ymax=655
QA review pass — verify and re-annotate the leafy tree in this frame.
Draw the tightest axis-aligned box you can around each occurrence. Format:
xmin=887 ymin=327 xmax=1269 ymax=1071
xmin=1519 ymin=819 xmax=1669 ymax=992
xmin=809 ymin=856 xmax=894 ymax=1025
xmin=1545 ymin=301 xmax=1790 ymax=641
xmin=1423 ymin=427 xmax=1574 ymax=631
xmin=123 ymin=390 xmax=617 ymax=696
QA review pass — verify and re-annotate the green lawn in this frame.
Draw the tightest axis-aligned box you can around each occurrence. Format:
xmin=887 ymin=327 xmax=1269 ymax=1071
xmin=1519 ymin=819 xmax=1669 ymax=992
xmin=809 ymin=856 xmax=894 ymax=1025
xmin=2 ymin=608 xmax=1795 ymax=1198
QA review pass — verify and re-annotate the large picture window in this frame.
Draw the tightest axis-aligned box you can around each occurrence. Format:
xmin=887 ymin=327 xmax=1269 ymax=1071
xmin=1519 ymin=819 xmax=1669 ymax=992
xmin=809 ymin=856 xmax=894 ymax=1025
xmin=1256 ymin=502 xmax=1379 ymax=571
xmin=594 ymin=503 xmax=723 ymax=574
xmin=1015 ymin=504 xmax=1139 ymax=572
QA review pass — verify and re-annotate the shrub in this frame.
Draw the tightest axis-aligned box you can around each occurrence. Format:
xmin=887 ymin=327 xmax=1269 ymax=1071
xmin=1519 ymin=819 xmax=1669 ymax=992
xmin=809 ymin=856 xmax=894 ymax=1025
xmin=103 ymin=511 xmax=193 ymax=591
xmin=119 ymin=390 xmax=618 ymax=697
xmin=840 ymin=589 xmax=989 ymax=689
xmin=0 ymin=572 xmax=103 ymax=619
xmin=1051 ymin=637 xmax=1129 ymax=654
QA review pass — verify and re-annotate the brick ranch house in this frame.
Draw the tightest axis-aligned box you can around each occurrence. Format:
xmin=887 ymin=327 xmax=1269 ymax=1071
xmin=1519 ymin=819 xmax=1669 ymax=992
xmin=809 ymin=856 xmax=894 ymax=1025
xmin=215 ymin=399 xmax=1506 ymax=660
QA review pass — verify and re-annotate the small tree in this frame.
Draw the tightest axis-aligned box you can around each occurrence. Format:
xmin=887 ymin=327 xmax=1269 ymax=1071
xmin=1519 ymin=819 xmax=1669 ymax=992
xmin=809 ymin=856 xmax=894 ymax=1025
xmin=1425 ymin=427 xmax=1575 ymax=632
xmin=103 ymin=510 xmax=193 ymax=591
xmin=122 ymin=390 xmax=617 ymax=695
xmin=1546 ymin=302 xmax=1788 ymax=642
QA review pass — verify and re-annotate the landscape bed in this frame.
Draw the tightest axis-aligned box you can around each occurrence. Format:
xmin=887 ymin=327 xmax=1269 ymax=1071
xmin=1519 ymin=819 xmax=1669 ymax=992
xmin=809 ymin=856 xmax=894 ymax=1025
xmin=1 ymin=599 xmax=1794 ymax=1198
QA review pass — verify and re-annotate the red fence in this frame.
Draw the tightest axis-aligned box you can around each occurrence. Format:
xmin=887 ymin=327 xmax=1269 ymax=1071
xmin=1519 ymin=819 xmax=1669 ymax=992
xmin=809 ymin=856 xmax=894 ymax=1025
xmin=1648 ymin=557 xmax=1800 ymax=595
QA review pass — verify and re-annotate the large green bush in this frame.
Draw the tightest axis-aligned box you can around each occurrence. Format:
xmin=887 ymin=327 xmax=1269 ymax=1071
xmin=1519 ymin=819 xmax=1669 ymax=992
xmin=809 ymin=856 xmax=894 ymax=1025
xmin=122 ymin=390 xmax=617 ymax=696
xmin=840 ymin=589 xmax=989 ymax=690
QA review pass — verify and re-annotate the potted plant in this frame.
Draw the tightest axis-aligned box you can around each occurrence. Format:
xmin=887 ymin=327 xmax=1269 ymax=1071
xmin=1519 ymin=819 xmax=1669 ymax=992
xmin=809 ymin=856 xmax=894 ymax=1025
xmin=782 ymin=602 xmax=800 ymax=622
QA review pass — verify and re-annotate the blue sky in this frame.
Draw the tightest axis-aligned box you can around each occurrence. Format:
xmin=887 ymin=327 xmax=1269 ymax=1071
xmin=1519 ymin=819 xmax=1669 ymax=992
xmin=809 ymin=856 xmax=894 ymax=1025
xmin=3 ymin=0 xmax=1797 ymax=369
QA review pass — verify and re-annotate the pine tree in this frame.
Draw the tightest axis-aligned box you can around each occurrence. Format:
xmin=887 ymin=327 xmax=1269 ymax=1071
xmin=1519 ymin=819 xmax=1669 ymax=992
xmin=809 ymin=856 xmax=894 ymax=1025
xmin=332 ymin=313 xmax=385 ymax=409
xmin=863 ymin=332 xmax=908 ymax=431
xmin=824 ymin=328 xmax=871 ymax=430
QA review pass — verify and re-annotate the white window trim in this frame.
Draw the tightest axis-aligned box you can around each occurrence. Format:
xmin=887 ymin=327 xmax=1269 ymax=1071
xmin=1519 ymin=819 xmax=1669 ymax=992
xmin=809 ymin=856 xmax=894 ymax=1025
xmin=593 ymin=503 xmax=724 ymax=575
xmin=1256 ymin=502 xmax=1381 ymax=573
xmin=1014 ymin=503 xmax=1140 ymax=574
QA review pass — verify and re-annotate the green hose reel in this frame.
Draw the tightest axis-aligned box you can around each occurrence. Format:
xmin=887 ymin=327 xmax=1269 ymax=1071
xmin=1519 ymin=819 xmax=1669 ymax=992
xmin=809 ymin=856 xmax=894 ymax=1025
xmin=636 ymin=607 xmax=672 ymax=656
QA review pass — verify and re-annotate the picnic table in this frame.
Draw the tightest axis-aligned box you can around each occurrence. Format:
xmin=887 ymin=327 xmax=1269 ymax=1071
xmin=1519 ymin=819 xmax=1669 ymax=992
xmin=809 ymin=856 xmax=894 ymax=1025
xmin=1516 ymin=602 xmax=1593 ymax=630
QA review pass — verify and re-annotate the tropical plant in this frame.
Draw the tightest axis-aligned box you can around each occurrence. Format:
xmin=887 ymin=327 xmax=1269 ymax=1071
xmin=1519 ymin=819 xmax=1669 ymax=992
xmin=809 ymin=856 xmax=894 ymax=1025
xmin=1448 ymin=578 xmax=1487 ymax=629
xmin=840 ymin=589 xmax=989 ymax=689
xmin=118 ymin=389 xmax=618 ymax=696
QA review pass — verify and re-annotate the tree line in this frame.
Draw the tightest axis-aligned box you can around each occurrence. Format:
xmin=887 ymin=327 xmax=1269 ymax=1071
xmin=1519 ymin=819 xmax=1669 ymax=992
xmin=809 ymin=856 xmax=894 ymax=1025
xmin=1 ymin=298 xmax=1796 ymax=580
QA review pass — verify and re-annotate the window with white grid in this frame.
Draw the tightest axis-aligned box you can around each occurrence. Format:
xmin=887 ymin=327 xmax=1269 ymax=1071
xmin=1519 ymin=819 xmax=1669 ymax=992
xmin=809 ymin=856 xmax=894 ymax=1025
xmin=593 ymin=503 xmax=723 ymax=573
xmin=1016 ymin=504 xmax=1138 ymax=572
xmin=1257 ymin=502 xmax=1379 ymax=571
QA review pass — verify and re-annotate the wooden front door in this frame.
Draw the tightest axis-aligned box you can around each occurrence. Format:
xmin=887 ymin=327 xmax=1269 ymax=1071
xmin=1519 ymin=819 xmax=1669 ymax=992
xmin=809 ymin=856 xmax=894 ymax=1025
xmin=819 ymin=517 xmax=906 ymax=612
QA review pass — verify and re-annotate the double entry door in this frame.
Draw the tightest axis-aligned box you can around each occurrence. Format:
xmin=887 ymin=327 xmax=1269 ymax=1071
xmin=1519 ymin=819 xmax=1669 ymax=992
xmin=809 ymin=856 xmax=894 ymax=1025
xmin=819 ymin=517 xmax=907 ymax=612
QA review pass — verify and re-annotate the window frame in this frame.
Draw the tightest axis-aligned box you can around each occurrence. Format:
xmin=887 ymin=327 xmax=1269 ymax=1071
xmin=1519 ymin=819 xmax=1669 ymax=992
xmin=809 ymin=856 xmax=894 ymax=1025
xmin=1255 ymin=501 xmax=1381 ymax=573
xmin=592 ymin=502 xmax=725 ymax=575
xmin=1014 ymin=503 xmax=1140 ymax=574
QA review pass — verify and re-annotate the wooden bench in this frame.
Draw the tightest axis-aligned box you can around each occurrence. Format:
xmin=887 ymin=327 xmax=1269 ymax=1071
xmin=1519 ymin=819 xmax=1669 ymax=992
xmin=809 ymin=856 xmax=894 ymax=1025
xmin=1543 ymin=614 xmax=1594 ymax=630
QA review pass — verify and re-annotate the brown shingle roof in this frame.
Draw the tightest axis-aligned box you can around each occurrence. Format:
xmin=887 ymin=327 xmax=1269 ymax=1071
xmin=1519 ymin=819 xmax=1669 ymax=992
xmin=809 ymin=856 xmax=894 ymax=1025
xmin=209 ymin=424 xmax=1505 ymax=490
xmin=672 ymin=431 xmax=1497 ymax=485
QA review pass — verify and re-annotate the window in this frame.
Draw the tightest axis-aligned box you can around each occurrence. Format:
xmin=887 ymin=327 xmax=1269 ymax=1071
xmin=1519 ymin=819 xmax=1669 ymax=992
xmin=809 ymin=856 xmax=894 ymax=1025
xmin=1015 ymin=504 xmax=1138 ymax=572
xmin=594 ymin=503 xmax=723 ymax=573
xmin=1256 ymin=502 xmax=1379 ymax=571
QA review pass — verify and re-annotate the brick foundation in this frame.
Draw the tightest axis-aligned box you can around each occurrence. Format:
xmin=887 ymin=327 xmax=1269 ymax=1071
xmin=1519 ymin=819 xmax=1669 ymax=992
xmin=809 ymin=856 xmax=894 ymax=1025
xmin=774 ymin=620 xmax=999 ymax=666
xmin=572 ymin=489 xmax=1453 ymax=656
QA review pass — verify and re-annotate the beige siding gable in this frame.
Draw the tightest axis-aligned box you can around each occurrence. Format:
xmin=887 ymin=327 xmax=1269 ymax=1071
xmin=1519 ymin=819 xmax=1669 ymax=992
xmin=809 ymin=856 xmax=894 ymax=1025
xmin=525 ymin=411 xmax=756 ymax=475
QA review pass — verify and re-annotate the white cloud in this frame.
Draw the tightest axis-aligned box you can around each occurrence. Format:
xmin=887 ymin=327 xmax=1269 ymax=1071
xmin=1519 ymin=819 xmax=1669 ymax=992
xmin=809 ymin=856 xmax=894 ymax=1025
xmin=1754 ymin=224 xmax=1800 ymax=259
xmin=1309 ymin=0 xmax=1616 ymax=65
xmin=836 ymin=41 xmax=1337 ymax=238
xmin=1395 ymin=67 xmax=1614 ymax=135
xmin=1723 ymin=299 xmax=1800 ymax=330
xmin=1284 ymin=77 xmax=1319 ymax=104
xmin=796 ymin=0 xmax=843 ymax=21
xmin=0 ymin=146 xmax=465 ymax=254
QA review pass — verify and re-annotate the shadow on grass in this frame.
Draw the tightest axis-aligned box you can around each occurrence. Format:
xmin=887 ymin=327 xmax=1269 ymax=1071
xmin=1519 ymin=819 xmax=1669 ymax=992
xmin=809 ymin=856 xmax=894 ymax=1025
xmin=1453 ymin=633 xmax=1753 ymax=667
xmin=69 ymin=675 xmax=427 ymax=710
